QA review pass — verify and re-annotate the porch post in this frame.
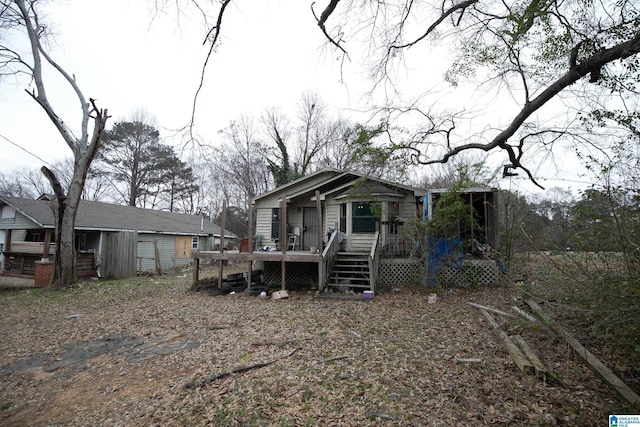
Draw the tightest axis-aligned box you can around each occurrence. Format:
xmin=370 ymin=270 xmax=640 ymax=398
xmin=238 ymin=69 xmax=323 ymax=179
xmin=5 ymin=229 xmax=11 ymax=252
xmin=43 ymin=229 xmax=52 ymax=259
xmin=218 ymin=200 xmax=226 ymax=288
xmin=247 ymin=203 xmax=253 ymax=290
xmin=316 ymin=190 xmax=323 ymax=253
xmin=193 ymin=257 xmax=200 ymax=286
xmin=280 ymin=198 xmax=287 ymax=290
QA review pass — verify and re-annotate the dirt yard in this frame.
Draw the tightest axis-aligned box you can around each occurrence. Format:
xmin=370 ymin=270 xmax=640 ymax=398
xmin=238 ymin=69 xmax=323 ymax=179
xmin=0 ymin=270 xmax=635 ymax=426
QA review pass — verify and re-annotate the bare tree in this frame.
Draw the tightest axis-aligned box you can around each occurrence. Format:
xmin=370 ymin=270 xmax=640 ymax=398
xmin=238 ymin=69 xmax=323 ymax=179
xmin=1 ymin=0 xmax=109 ymax=286
xmin=311 ymin=0 xmax=640 ymax=188
xmin=154 ymin=1 xmax=639 ymax=190
xmin=214 ymin=115 xmax=271 ymax=214
xmin=0 ymin=159 xmax=111 ymax=202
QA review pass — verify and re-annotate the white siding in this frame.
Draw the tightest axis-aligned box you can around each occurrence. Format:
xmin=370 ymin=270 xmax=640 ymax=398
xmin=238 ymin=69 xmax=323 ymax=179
xmin=399 ymin=194 xmax=418 ymax=219
xmin=255 ymin=208 xmax=275 ymax=247
xmin=0 ymin=210 xmax=39 ymax=230
xmin=1 ymin=206 xmax=16 ymax=219
xmin=350 ymin=234 xmax=376 ymax=251
xmin=324 ymin=202 xmax=340 ymax=231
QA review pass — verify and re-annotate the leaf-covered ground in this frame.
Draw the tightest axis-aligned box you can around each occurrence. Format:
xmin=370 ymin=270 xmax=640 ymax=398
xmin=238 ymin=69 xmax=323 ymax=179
xmin=0 ymin=268 xmax=635 ymax=426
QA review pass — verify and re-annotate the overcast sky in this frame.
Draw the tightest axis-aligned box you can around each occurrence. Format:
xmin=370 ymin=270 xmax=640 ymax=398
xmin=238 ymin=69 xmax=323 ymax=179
xmin=0 ymin=0 xmax=594 ymax=197
xmin=1 ymin=1 xmax=359 ymax=163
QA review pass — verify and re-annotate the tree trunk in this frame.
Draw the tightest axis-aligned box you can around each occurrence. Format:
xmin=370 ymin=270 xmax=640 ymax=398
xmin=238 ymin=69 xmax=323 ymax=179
xmin=41 ymin=108 xmax=107 ymax=287
xmin=41 ymin=159 xmax=91 ymax=287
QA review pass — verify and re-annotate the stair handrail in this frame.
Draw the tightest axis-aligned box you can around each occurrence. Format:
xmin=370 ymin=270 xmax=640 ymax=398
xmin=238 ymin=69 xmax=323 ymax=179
xmin=320 ymin=229 xmax=340 ymax=291
xmin=368 ymin=230 xmax=381 ymax=291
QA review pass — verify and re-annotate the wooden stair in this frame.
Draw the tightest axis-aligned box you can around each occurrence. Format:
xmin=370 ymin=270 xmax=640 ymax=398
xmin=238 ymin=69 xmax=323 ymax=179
xmin=327 ymin=252 xmax=371 ymax=291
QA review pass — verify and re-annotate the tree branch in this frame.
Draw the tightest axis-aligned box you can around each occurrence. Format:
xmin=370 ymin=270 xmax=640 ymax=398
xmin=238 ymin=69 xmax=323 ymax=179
xmin=311 ymin=0 xmax=349 ymax=59
xmin=415 ymin=32 xmax=640 ymax=188
xmin=189 ymin=0 xmax=232 ymax=142
xmin=391 ymin=0 xmax=479 ymax=50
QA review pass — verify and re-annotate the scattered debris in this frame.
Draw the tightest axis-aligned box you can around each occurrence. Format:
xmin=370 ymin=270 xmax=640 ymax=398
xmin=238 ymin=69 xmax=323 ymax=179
xmin=65 ymin=313 xmax=83 ymax=319
xmin=480 ymin=308 xmax=534 ymax=374
xmin=511 ymin=305 xmax=538 ymax=323
xmin=251 ymin=338 xmax=312 ymax=348
xmin=271 ymin=290 xmax=289 ymax=300
xmin=428 ymin=293 xmax=438 ymax=304
xmin=467 ymin=302 xmax=512 ymax=317
xmin=321 ymin=355 xmax=350 ymax=363
xmin=182 ymin=347 xmax=301 ymax=390
xmin=527 ymin=299 xmax=640 ymax=406
xmin=456 ymin=358 xmax=483 ymax=364
xmin=513 ymin=335 xmax=546 ymax=379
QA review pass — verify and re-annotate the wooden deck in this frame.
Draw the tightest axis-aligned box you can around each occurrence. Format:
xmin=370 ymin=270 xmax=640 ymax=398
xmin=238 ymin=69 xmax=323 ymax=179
xmin=192 ymin=250 xmax=322 ymax=263
xmin=192 ymin=230 xmax=379 ymax=293
xmin=192 ymin=249 xmax=326 ymax=291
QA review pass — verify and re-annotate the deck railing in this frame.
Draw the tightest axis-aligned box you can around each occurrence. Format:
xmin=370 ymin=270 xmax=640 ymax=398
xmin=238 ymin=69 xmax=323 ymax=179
xmin=319 ymin=229 xmax=340 ymax=291
xmin=9 ymin=241 xmax=56 ymax=255
xmin=368 ymin=230 xmax=381 ymax=291
xmin=380 ymin=222 xmax=416 ymax=258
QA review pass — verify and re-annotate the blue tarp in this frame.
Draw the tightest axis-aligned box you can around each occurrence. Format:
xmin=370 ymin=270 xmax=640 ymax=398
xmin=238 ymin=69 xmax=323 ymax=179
xmin=425 ymin=237 xmax=463 ymax=286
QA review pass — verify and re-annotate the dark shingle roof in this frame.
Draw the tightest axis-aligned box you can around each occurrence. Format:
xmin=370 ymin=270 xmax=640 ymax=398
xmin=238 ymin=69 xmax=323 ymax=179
xmin=0 ymin=196 xmax=235 ymax=238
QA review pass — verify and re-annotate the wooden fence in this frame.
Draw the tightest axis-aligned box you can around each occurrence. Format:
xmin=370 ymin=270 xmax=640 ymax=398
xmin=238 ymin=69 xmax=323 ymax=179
xmin=104 ymin=231 xmax=137 ymax=279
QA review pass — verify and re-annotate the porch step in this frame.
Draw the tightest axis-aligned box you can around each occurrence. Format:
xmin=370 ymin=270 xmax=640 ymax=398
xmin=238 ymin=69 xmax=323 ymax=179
xmin=326 ymin=251 xmax=372 ymax=291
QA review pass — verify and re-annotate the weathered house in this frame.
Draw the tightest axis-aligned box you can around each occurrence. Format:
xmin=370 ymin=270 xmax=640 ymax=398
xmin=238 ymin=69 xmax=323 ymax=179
xmin=194 ymin=169 xmax=429 ymax=292
xmin=193 ymin=170 xmax=503 ymax=292
xmin=0 ymin=195 xmax=236 ymax=286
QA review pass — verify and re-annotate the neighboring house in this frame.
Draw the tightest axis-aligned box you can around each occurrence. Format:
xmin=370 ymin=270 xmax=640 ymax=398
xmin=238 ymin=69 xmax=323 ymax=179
xmin=0 ymin=195 xmax=236 ymax=285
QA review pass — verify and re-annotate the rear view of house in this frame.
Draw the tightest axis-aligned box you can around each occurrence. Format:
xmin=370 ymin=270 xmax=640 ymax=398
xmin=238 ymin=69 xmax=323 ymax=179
xmin=194 ymin=168 xmax=502 ymax=292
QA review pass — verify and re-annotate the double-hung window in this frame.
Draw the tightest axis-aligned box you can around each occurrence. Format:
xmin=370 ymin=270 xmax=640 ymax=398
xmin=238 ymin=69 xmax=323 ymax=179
xmin=352 ymin=202 xmax=377 ymax=233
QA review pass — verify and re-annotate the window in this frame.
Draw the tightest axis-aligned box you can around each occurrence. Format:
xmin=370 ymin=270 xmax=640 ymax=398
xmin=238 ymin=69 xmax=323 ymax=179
xmin=192 ymin=236 xmax=199 ymax=250
xmin=352 ymin=202 xmax=378 ymax=233
xmin=74 ymin=233 xmax=86 ymax=251
xmin=26 ymin=231 xmax=42 ymax=242
xmin=339 ymin=203 xmax=347 ymax=232
xmin=388 ymin=201 xmax=400 ymax=234
xmin=271 ymin=208 xmax=280 ymax=240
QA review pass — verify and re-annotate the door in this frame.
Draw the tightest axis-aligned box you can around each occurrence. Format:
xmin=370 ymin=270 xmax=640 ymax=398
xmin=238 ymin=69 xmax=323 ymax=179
xmin=174 ymin=236 xmax=192 ymax=259
xmin=303 ymin=207 xmax=319 ymax=250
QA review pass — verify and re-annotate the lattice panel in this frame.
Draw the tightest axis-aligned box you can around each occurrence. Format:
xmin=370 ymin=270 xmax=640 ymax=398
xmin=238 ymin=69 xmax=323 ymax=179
xmin=435 ymin=260 xmax=503 ymax=287
xmin=379 ymin=259 xmax=422 ymax=286
xmin=263 ymin=261 xmax=318 ymax=289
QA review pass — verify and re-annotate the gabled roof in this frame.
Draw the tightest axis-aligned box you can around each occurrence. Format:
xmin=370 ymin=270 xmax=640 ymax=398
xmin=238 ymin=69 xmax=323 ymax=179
xmin=252 ymin=169 xmax=343 ymax=203
xmin=0 ymin=196 xmax=236 ymax=238
xmin=254 ymin=169 xmax=426 ymax=203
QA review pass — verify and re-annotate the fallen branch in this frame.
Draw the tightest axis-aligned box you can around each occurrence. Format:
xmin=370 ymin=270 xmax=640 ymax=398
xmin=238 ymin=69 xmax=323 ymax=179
xmin=527 ymin=300 xmax=640 ymax=406
xmin=512 ymin=305 xmax=557 ymax=338
xmin=480 ymin=309 xmax=534 ymax=374
xmin=514 ymin=335 xmax=546 ymax=380
xmin=251 ymin=338 xmax=312 ymax=347
xmin=183 ymin=347 xmax=301 ymax=389
xmin=456 ymin=358 xmax=483 ymax=364
xmin=511 ymin=306 xmax=538 ymax=323
xmin=468 ymin=302 xmax=513 ymax=318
